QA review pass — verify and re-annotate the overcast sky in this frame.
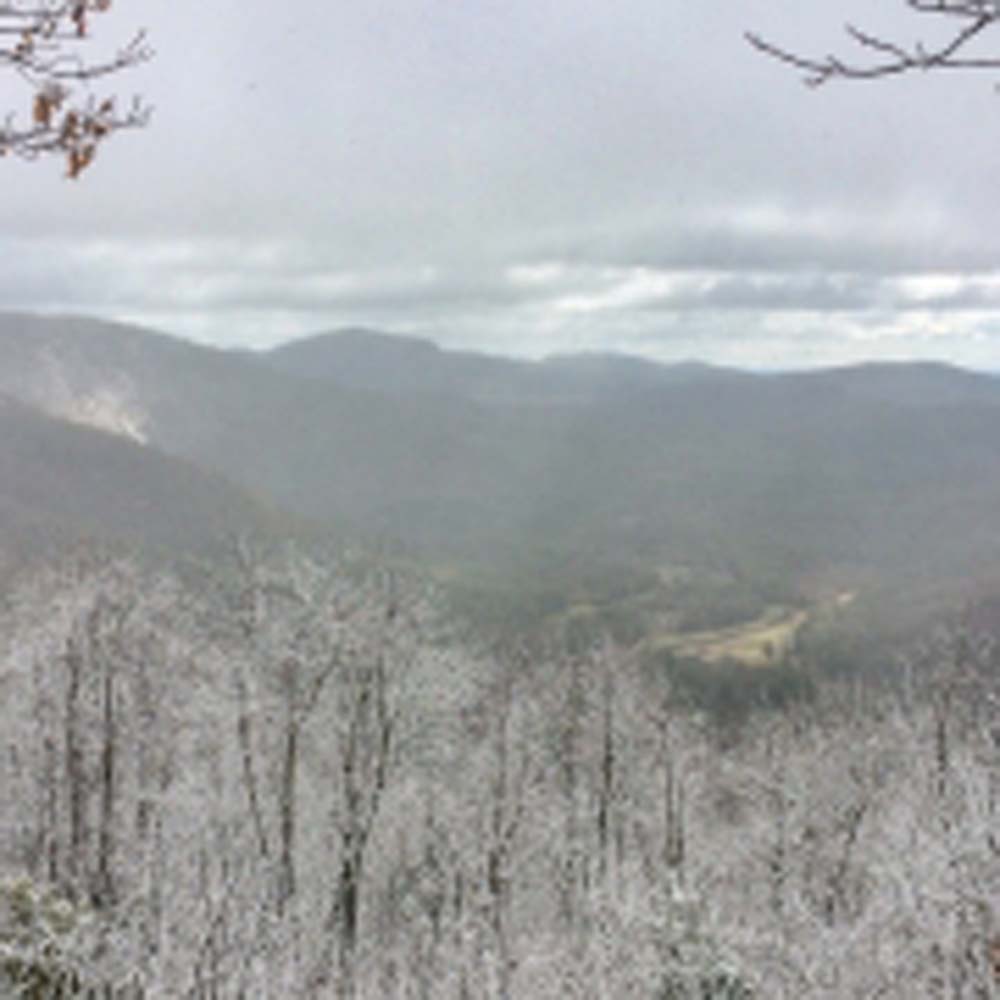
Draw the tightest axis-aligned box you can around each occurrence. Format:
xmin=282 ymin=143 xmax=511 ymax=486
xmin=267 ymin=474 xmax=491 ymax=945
xmin=6 ymin=1 xmax=1000 ymax=368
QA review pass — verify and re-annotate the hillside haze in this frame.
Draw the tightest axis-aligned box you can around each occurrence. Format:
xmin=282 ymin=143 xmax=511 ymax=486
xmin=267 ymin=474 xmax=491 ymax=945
xmin=0 ymin=392 xmax=280 ymax=575
xmin=4 ymin=312 xmax=1000 ymax=626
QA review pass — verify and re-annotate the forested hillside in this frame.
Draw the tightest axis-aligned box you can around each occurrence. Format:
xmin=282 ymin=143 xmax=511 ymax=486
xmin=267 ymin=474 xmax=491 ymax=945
xmin=5 ymin=316 xmax=1000 ymax=582
xmin=4 ymin=314 xmax=1000 ymax=650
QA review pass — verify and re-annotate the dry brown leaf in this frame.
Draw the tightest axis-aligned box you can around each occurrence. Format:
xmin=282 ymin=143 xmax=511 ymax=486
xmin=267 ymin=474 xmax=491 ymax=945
xmin=33 ymin=94 xmax=52 ymax=127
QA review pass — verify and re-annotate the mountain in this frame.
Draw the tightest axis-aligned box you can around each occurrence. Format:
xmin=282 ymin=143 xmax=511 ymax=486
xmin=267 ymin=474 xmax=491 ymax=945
xmin=0 ymin=314 xmax=538 ymax=553
xmin=262 ymin=327 xmax=745 ymax=402
xmin=536 ymin=353 xmax=745 ymax=394
xmin=0 ymin=392 xmax=281 ymax=572
xmin=795 ymin=360 xmax=1000 ymax=408
xmin=264 ymin=327 xmax=525 ymax=398
xmin=5 ymin=312 xmax=1000 ymax=610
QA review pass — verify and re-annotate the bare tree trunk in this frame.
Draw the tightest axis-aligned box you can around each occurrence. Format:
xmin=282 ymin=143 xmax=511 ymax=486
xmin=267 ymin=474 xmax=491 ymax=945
xmin=336 ymin=851 xmax=360 ymax=1000
xmin=934 ymin=683 xmax=952 ymax=803
xmin=312 ymin=652 xmax=394 ymax=999
xmin=660 ymin=703 xmax=685 ymax=892
xmin=485 ymin=668 xmax=522 ymax=1000
xmin=134 ymin=659 xmax=154 ymax=845
xmin=64 ymin=636 xmax=86 ymax=900
xmin=769 ymin=767 xmax=789 ymax=922
xmin=559 ymin=655 xmax=582 ymax=931
xmin=277 ymin=658 xmax=299 ymax=915
xmin=234 ymin=669 xmax=269 ymax=862
xmin=596 ymin=659 xmax=615 ymax=884
xmin=42 ymin=734 xmax=60 ymax=885
xmin=95 ymin=657 xmax=116 ymax=908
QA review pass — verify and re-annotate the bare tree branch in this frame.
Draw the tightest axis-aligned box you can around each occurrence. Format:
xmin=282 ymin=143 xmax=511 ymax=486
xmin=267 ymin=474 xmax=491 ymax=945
xmin=0 ymin=1 xmax=152 ymax=176
xmin=747 ymin=1 xmax=1000 ymax=87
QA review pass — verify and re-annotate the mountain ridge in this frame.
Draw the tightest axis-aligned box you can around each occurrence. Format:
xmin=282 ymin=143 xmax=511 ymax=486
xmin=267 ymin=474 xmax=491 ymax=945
xmin=5 ymin=311 xmax=1000 ymax=608
xmin=263 ymin=327 xmax=758 ymax=396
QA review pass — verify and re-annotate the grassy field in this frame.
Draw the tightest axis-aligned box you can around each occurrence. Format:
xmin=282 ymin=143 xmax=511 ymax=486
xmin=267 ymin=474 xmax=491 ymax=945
xmin=646 ymin=591 xmax=857 ymax=667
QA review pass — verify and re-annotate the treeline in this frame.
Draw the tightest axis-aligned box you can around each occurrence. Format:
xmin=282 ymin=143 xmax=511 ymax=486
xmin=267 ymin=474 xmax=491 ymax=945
xmin=0 ymin=545 xmax=998 ymax=997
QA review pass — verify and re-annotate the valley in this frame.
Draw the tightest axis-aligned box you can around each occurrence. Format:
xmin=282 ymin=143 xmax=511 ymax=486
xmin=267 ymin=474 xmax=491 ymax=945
xmin=2 ymin=311 xmax=1000 ymax=669
xmin=648 ymin=602 xmax=810 ymax=667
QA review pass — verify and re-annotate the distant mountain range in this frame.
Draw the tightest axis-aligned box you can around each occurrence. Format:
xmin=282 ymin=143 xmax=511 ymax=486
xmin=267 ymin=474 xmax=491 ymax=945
xmin=265 ymin=326 xmax=741 ymax=402
xmin=3 ymin=311 xmax=1000 ymax=610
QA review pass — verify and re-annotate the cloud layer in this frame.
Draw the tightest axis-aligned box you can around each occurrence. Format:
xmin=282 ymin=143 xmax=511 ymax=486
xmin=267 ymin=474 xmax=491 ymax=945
xmin=6 ymin=0 xmax=1000 ymax=366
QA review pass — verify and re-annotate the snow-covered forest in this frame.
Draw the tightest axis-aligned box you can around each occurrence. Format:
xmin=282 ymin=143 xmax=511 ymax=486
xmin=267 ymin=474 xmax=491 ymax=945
xmin=1 ymin=545 xmax=997 ymax=998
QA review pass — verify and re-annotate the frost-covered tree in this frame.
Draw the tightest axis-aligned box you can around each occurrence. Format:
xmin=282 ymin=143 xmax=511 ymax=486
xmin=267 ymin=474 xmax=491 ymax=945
xmin=2 ymin=542 xmax=999 ymax=997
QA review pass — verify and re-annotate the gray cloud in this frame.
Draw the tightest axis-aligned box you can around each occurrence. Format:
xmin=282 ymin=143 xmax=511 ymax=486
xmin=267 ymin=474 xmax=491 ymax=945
xmin=7 ymin=1 xmax=1000 ymax=365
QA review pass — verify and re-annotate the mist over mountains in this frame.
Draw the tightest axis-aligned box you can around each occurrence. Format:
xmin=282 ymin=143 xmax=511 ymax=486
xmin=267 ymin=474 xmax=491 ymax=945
xmin=3 ymin=311 xmax=1000 ymax=617
xmin=0 ymin=392 xmax=276 ymax=565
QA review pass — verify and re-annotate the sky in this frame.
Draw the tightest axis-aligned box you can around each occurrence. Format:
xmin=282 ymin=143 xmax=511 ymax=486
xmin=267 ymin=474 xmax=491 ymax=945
xmin=5 ymin=1 xmax=1000 ymax=368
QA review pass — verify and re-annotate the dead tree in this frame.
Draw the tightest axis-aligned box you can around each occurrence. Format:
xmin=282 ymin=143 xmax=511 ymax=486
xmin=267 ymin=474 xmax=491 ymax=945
xmin=748 ymin=2 xmax=1000 ymax=87
xmin=0 ymin=1 xmax=151 ymax=174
